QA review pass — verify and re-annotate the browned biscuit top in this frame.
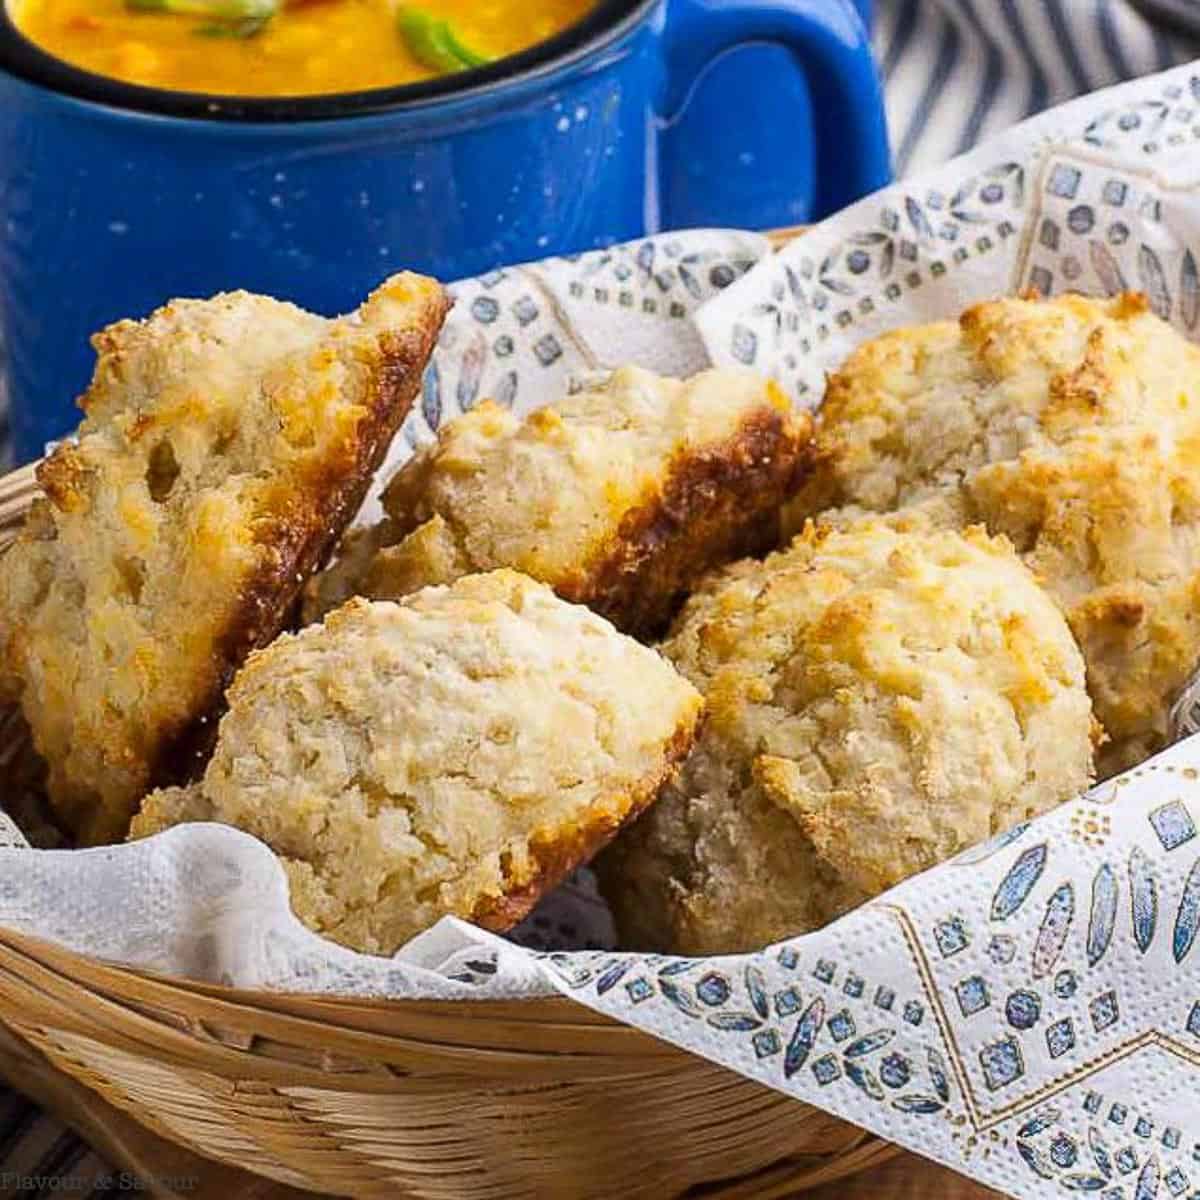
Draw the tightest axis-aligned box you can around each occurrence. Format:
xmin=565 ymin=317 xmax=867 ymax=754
xmin=132 ymin=572 xmax=703 ymax=956
xmin=304 ymin=365 xmax=814 ymax=637
xmin=599 ymin=515 xmax=1095 ymax=955
xmin=787 ymin=291 xmax=1200 ymax=776
xmin=0 ymin=272 xmax=449 ymax=843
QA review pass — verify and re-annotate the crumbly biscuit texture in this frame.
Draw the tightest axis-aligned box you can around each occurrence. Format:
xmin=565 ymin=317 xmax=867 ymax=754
xmin=132 ymin=572 xmax=703 ymax=955
xmin=304 ymin=365 xmax=814 ymax=635
xmin=787 ymin=292 xmax=1200 ymax=775
xmin=0 ymin=273 xmax=449 ymax=843
xmin=599 ymin=517 xmax=1094 ymax=954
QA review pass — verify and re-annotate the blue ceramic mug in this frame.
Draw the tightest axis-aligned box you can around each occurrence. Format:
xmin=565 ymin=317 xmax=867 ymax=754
xmin=0 ymin=0 xmax=889 ymax=462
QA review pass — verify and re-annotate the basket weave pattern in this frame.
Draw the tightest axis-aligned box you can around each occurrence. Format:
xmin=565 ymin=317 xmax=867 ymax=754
xmin=0 ymin=227 xmax=898 ymax=1195
xmin=0 ymin=924 xmax=895 ymax=1197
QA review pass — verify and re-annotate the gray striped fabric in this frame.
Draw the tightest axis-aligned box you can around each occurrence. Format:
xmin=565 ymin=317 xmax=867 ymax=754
xmin=878 ymin=0 xmax=1200 ymax=175
xmin=4 ymin=0 xmax=1200 ymax=1185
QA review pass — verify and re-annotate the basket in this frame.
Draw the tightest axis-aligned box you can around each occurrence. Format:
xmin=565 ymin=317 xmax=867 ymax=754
xmin=0 ymin=227 xmax=901 ymax=1198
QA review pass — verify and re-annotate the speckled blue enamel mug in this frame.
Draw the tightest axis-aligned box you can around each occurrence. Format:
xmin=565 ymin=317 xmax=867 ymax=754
xmin=0 ymin=0 xmax=889 ymax=462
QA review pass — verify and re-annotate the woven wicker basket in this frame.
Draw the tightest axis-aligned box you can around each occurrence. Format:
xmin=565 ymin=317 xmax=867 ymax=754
xmin=0 ymin=227 xmax=900 ymax=1197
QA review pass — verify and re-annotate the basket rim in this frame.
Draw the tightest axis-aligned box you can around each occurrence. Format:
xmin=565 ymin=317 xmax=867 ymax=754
xmin=0 ymin=924 xmax=641 ymax=1023
xmin=0 ymin=924 xmax=723 ymax=1092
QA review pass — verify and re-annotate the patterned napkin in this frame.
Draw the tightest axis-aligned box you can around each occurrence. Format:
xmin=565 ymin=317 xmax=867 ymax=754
xmin=698 ymin=63 xmax=1200 ymax=405
xmin=355 ymin=228 xmax=769 ymax=525
xmin=543 ymin=739 xmax=1200 ymax=1200
xmin=0 ymin=812 xmax=26 ymax=850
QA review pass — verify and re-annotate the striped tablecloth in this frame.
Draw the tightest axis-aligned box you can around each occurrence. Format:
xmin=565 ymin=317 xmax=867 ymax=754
xmin=877 ymin=0 xmax=1200 ymax=175
xmin=4 ymin=1 xmax=1200 ymax=1193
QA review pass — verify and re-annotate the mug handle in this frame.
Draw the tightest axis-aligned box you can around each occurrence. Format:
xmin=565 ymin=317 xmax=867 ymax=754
xmin=659 ymin=0 xmax=891 ymax=223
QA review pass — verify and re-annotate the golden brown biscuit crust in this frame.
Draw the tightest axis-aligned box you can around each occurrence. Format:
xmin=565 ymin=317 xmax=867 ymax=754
xmin=132 ymin=573 xmax=704 ymax=955
xmin=160 ymin=294 xmax=450 ymax=785
xmin=790 ymin=292 xmax=1200 ymax=776
xmin=599 ymin=516 xmax=1095 ymax=955
xmin=304 ymin=367 xmax=814 ymax=638
xmin=1 ymin=273 xmax=449 ymax=843
xmin=469 ymin=718 xmax=696 ymax=932
xmin=557 ymin=403 xmax=810 ymax=635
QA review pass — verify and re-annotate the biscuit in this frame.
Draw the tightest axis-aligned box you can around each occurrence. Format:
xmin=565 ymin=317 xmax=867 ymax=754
xmin=0 ymin=273 xmax=449 ymax=843
xmin=132 ymin=571 xmax=703 ymax=955
xmin=598 ymin=517 xmax=1094 ymax=954
xmin=787 ymin=292 xmax=1200 ymax=775
xmin=303 ymin=365 xmax=814 ymax=637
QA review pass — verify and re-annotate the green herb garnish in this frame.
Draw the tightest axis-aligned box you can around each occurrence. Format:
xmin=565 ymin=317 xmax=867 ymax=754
xmin=126 ymin=0 xmax=277 ymax=37
xmin=397 ymin=7 xmax=493 ymax=74
xmin=443 ymin=24 xmax=489 ymax=67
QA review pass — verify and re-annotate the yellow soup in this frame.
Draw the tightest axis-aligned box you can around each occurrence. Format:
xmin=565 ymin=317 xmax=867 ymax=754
xmin=9 ymin=0 xmax=595 ymax=96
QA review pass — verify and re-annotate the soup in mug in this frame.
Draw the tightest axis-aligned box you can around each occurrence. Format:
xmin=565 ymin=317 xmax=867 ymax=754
xmin=9 ymin=0 xmax=594 ymax=96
